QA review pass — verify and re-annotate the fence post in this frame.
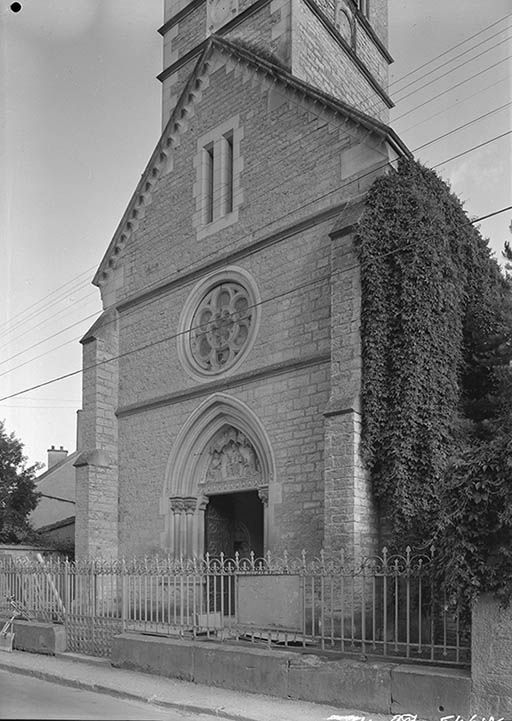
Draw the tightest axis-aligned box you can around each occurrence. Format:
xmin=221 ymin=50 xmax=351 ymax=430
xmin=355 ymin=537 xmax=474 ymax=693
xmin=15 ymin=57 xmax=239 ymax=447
xmin=122 ymin=565 xmax=128 ymax=632
xmin=64 ymin=558 xmax=69 ymax=615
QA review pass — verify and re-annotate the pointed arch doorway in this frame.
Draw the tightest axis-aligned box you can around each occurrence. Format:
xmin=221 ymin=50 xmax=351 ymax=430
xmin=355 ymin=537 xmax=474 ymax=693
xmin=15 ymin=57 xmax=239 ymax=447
xmin=205 ymin=491 xmax=264 ymax=560
xmin=160 ymin=394 xmax=274 ymax=558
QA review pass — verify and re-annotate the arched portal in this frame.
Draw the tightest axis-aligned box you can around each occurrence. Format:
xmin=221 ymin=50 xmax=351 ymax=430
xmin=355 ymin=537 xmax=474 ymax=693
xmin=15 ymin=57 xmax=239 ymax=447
xmin=159 ymin=393 xmax=275 ymax=557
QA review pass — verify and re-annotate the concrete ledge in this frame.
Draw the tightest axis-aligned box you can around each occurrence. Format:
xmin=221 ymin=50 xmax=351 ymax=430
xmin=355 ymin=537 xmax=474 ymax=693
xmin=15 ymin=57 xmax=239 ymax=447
xmin=111 ymin=634 xmax=195 ymax=681
xmin=193 ymin=642 xmax=293 ymax=696
xmin=288 ymin=654 xmax=393 ymax=712
xmin=1 ymin=619 xmax=66 ymax=655
xmin=111 ymin=634 xmax=381 ymax=713
xmin=391 ymin=664 xmax=470 ymax=718
xmin=111 ymin=633 xmax=472 ymax=718
xmin=112 ymin=634 xmax=295 ymax=696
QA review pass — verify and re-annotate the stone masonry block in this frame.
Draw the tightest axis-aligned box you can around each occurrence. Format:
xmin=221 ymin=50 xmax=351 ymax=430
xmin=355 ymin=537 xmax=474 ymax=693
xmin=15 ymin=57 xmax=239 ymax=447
xmin=5 ymin=619 xmax=67 ymax=655
xmin=287 ymin=655 xmax=393 ymax=712
xmin=192 ymin=642 xmax=293 ymax=696
xmin=111 ymin=633 xmax=194 ymax=681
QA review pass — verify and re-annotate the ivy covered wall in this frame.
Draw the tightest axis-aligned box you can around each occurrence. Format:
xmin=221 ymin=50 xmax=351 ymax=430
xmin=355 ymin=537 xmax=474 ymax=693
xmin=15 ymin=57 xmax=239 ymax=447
xmin=355 ymin=159 xmax=509 ymax=566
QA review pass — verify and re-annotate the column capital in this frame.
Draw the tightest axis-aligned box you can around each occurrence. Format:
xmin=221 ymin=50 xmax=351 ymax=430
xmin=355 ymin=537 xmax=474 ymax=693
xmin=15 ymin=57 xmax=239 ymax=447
xmin=183 ymin=496 xmax=197 ymax=514
xmin=258 ymin=486 xmax=269 ymax=505
xmin=198 ymin=494 xmax=209 ymax=512
xmin=170 ymin=496 xmax=185 ymax=513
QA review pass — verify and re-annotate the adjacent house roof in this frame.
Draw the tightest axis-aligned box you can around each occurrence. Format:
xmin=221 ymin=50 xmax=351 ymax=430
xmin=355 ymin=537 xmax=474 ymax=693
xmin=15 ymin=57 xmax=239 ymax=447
xmin=31 ymin=451 xmax=78 ymax=530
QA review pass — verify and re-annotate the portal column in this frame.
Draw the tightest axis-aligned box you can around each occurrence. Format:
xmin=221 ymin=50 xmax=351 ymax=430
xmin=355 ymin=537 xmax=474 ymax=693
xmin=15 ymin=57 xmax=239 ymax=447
xmin=170 ymin=497 xmax=185 ymax=557
xmin=197 ymin=495 xmax=209 ymax=558
xmin=183 ymin=497 xmax=197 ymax=557
xmin=258 ymin=486 xmax=269 ymax=553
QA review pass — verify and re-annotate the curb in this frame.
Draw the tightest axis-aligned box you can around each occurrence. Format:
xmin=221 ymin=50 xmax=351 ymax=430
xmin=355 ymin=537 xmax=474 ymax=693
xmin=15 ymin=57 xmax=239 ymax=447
xmin=0 ymin=656 xmax=277 ymax=721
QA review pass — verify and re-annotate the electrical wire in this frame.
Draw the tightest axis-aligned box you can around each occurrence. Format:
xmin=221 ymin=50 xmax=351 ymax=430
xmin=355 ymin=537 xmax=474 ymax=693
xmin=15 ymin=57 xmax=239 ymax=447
xmin=414 ymin=101 xmax=512 ymax=152
xmin=393 ymin=33 xmax=512 ymax=104
xmin=4 ymin=17 xmax=510 ymax=342
xmin=1 ymin=195 xmax=509 ymax=407
xmin=0 ymin=267 xmax=96 ymax=335
xmin=392 ymin=53 xmax=512 ymax=123
xmin=388 ymin=12 xmax=512 ymax=90
xmin=2 ymin=123 xmax=510 ymax=378
xmin=431 ymin=130 xmax=512 ymax=168
xmin=397 ymin=74 xmax=510 ymax=135
xmin=3 ymin=18 xmax=511 ymax=373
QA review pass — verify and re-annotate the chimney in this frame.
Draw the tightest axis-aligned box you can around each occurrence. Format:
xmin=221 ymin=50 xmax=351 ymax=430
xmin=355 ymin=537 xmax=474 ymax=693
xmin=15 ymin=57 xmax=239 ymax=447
xmin=47 ymin=445 xmax=68 ymax=469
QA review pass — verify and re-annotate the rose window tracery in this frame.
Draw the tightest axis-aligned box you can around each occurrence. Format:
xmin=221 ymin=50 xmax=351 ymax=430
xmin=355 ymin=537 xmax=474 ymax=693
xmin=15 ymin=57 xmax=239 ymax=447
xmin=189 ymin=282 xmax=252 ymax=373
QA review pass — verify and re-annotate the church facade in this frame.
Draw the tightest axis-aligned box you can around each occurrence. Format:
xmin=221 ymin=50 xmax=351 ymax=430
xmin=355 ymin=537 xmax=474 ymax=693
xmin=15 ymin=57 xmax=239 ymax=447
xmin=75 ymin=0 xmax=410 ymax=561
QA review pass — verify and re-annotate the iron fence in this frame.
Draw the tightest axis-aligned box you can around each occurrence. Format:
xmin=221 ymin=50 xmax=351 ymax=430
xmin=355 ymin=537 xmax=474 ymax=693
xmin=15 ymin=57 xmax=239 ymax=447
xmin=0 ymin=547 xmax=471 ymax=664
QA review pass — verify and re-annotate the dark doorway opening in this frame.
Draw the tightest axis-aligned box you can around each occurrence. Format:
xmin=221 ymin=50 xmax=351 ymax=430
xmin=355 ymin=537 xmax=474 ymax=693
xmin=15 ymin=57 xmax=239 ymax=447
xmin=205 ymin=490 xmax=264 ymax=559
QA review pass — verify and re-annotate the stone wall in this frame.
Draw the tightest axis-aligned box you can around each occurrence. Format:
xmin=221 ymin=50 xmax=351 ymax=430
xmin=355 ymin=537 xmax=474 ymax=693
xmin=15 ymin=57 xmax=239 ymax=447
xmin=160 ymin=0 xmax=390 ymax=127
xmin=471 ymin=594 xmax=512 ymax=714
xmin=291 ymin=1 xmax=389 ymax=123
xmin=80 ymin=22 xmax=398 ymax=560
xmin=75 ymin=313 xmax=119 ymax=559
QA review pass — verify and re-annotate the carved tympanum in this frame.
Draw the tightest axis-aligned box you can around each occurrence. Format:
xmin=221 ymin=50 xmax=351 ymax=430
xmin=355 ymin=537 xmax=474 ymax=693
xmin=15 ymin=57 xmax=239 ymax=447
xmin=202 ymin=426 xmax=261 ymax=490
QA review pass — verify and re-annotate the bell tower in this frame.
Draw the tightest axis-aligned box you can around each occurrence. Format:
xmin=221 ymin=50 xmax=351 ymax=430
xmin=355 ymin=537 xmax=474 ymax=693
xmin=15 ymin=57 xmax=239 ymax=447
xmin=158 ymin=0 xmax=393 ymax=127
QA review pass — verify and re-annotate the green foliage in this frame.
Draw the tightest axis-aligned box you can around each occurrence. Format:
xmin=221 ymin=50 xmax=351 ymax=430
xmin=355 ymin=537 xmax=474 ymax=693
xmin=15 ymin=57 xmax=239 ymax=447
xmin=0 ymin=420 xmax=41 ymax=543
xmin=356 ymin=158 xmax=512 ymax=604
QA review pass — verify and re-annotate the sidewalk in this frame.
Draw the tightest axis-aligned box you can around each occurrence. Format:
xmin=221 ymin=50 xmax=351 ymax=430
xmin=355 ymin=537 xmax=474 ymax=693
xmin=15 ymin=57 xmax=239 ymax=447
xmin=0 ymin=649 xmax=395 ymax=721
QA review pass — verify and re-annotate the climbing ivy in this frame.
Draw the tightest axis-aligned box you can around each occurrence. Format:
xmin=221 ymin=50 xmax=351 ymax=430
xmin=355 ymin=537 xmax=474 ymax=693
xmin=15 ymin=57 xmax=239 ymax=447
xmin=355 ymin=158 xmax=512 ymax=603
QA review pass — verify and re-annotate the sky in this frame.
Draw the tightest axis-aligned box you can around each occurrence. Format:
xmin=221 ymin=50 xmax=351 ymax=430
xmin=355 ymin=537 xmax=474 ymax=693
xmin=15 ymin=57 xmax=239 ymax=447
xmin=1 ymin=0 xmax=511 ymax=470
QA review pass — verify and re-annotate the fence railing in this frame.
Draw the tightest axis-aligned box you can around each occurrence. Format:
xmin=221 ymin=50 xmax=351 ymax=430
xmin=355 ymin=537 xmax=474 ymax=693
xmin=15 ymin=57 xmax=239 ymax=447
xmin=0 ymin=547 xmax=471 ymax=664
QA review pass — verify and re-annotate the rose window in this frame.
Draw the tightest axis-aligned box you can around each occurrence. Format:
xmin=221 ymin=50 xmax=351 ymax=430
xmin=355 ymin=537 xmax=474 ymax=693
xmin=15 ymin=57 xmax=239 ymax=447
xmin=189 ymin=282 xmax=252 ymax=373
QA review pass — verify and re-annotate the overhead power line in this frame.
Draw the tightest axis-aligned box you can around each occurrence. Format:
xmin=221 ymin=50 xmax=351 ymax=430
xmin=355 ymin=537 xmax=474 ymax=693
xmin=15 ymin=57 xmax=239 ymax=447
xmin=432 ymin=130 xmax=512 ymax=168
xmin=414 ymin=102 xmax=512 ymax=151
xmin=1 ymin=190 xmax=509 ymax=407
xmin=0 ymin=311 xmax=99 ymax=370
xmin=393 ymin=54 xmax=512 ymax=123
xmin=398 ymin=74 xmax=510 ymax=135
xmin=4 ymin=15 xmax=509 ymax=342
xmin=389 ymin=12 xmax=512 ymax=90
xmin=2 ymin=121 xmax=510 ymax=379
xmin=394 ymin=33 xmax=512 ymax=103
xmin=3 ymin=16 xmax=511 ymax=370
xmin=0 ymin=266 xmax=96 ymax=335
xmin=472 ymin=206 xmax=512 ymax=223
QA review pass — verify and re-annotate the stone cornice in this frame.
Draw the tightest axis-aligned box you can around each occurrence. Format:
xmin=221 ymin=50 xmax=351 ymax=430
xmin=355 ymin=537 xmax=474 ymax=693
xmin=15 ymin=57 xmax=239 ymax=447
xmin=116 ymin=200 xmax=356 ymax=313
xmin=157 ymin=0 xmax=393 ymax=69
xmin=157 ymin=0 xmax=392 ymax=109
xmin=302 ymin=0 xmax=393 ymax=105
xmin=116 ymin=352 xmax=330 ymax=418
xmin=345 ymin=0 xmax=393 ymax=63
xmin=158 ymin=0 xmax=204 ymax=36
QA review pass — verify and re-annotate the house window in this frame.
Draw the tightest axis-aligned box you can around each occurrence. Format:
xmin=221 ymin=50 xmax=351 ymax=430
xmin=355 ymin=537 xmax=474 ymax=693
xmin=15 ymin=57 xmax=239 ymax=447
xmin=193 ymin=116 xmax=243 ymax=239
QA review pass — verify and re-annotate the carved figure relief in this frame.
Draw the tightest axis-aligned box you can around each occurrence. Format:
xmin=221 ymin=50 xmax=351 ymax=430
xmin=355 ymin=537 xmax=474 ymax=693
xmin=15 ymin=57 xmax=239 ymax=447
xmin=202 ymin=425 xmax=261 ymax=491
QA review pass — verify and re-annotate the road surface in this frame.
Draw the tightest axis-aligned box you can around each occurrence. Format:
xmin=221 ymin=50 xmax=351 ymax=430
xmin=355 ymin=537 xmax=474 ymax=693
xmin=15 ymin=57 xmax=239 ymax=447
xmin=0 ymin=669 xmax=223 ymax=720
